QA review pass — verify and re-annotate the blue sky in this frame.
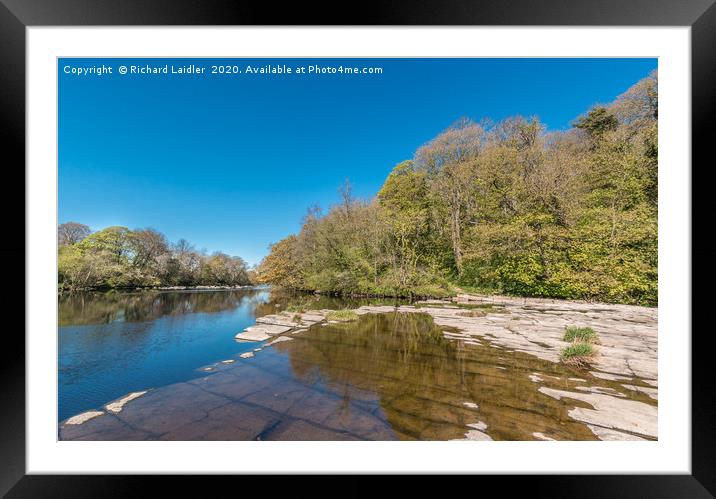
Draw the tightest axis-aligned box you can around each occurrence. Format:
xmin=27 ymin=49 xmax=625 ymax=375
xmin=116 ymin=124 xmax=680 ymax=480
xmin=59 ymin=57 xmax=657 ymax=265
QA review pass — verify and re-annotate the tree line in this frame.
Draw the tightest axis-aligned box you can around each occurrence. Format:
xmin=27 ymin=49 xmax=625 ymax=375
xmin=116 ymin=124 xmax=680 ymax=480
xmin=58 ymin=224 xmax=252 ymax=292
xmin=256 ymin=71 xmax=657 ymax=305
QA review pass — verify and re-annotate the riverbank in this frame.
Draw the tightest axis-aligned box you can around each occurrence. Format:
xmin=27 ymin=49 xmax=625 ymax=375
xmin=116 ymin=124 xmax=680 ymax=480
xmin=154 ymin=284 xmax=257 ymax=291
xmin=59 ymin=292 xmax=657 ymax=441
xmin=58 ymin=284 xmax=258 ymax=295
xmin=237 ymin=293 xmax=657 ymax=439
xmin=267 ymin=284 xmax=657 ymax=308
xmin=242 ymin=292 xmax=657 ymax=380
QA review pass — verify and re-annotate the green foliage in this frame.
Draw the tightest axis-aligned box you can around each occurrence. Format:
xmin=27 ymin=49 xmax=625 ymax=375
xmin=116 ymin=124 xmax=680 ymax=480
xmin=255 ymin=235 xmax=301 ymax=288
xmin=564 ymin=326 xmax=598 ymax=344
xmin=58 ymin=225 xmax=250 ymax=292
xmin=326 ymin=309 xmax=359 ymax=322
xmin=573 ymin=106 xmax=618 ymax=140
xmin=560 ymin=342 xmax=595 ymax=358
xmin=257 ymin=72 xmax=658 ymax=305
xmin=561 ymin=324 xmax=600 ymax=367
xmin=560 ymin=343 xmax=596 ymax=365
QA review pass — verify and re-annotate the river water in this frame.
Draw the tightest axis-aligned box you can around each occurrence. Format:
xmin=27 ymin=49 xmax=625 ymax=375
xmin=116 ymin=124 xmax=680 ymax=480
xmin=59 ymin=287 xmax=655 ymax=440
xmin=58 ymin=287 xmax=399 ymax=422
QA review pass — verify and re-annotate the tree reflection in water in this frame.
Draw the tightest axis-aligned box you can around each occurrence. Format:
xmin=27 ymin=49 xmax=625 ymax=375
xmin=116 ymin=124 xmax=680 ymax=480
xmin=276 ymin=312 xmax=608 ymax=440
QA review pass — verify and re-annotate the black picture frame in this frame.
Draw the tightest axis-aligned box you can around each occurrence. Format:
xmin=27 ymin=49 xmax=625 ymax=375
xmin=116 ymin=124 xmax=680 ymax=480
xmin=1 ymin=0 xmax=712 ymax=496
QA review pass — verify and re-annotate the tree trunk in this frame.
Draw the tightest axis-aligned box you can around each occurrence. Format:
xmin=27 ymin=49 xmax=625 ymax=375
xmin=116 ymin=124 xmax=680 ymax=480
xmin=451 ymin=204 xmax=463 ymax=276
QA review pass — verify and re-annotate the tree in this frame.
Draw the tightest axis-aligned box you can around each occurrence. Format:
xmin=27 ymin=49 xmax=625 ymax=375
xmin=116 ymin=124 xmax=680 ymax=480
xmin=415 ymin=119 xmax=485 ymax=276
xmin=58 ymin=225 xmax=251 ymax=291
xmin=78 ymin=226 xmax=132 ymax=263
xmin=256 ymin=236 xmax=302 ymax=288
xmin=130 ymin=228 xmax=169 ymax=269
xmin=201 ymin=252 xmax=250 ymax=285
xmin=58 ymin=245 xmax=105 ymax=291
xmin=611 ymin=69 xmax=658 ymax=124
xmin=256 ymin=71 xmax=658 ymax=305
xmin=58 ymin=222 xmax=91 ymax=246
xmin=573 ymin=106 xmax=618 ymax=142
xmin=378 ymin=161 xmax=433 ymax=285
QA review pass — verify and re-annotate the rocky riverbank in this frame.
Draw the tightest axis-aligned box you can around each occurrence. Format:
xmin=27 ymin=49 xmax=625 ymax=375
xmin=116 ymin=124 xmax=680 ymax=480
xmin=233 ymin=293 xmax=658 ymax=440
xmin=59 ymin=293 xmax=657 ymax=441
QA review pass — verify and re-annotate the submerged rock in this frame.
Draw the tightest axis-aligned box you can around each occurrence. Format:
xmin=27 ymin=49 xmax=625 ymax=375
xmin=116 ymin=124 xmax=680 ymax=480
xmin=575 ymin=386 xmax=626 ymax=397
xmin=590 ymin=371 xmax=632 ymax=382
xmin=267 ymin=336 xmax=294 ymax=346
xmin=621 ymin=384 xmax=658 ymax=400
xmin=532 ymin=432 xmax=556 ymax=441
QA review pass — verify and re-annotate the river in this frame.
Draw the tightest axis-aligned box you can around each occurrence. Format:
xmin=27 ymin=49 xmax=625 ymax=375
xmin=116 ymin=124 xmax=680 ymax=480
xmin=59 ymin=287 xmax=657 ymax=440
xmin=58 ymin=287 xmax=400 ymax=422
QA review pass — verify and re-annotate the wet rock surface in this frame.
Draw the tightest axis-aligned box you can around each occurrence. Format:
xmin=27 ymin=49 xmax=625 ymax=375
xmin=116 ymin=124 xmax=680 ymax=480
xmin=65 ymin=410 xmax=104 ymax=425
xmin=235 ymin=311 xmax=327 ymax=342
xmin=105 ymin=391 xmax=148 ymax=413
xmin=60 ymin=295 xmax=657 ymax=441
xmin=405 ymin=294 xmax=657 ymax=382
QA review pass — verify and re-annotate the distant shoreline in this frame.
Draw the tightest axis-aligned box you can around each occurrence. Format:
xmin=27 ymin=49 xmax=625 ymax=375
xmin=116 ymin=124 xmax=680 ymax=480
xmin=58 ymin=284 xmax=657 ymax=308
xmin=154 ymin=285 xmax=261 ymax=291
xmin=58 ymin=284 xmax=263 ymax=294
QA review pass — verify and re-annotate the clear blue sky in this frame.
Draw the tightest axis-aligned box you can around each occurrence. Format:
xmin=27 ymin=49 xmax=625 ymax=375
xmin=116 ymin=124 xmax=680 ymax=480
xmin=59 ymin=57 xmax=657 ymax=265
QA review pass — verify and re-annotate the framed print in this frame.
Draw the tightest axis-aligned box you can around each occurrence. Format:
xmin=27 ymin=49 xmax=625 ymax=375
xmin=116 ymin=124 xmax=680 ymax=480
xmin=2 ymin=0 xmax=713 ymax=496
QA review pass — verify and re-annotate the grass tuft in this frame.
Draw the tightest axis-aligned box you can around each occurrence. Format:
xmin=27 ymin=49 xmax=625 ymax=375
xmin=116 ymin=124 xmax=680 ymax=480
xmin=325 ymin=309 xmax=359 ymax=322
xmin=560 ymin=342 xmax=597 ymax=368
xmin=563 ymin=326 xmax=598 ymax=344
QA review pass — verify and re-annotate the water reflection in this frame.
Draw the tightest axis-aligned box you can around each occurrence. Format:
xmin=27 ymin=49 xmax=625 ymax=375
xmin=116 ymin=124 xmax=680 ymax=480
xmin=60 ymin=290 xmax=655 ymax=439
xmin=274 ymin=312 xmax=602 ymax=440
xmin=58 ymin=288 xmax=405 ymax=422
xmin=59 ymin=288 xmax=277 ymax=420
xmin=59 ymin=288 xmax=265 ymax=326
xmin=59 ymin=288 xmax=405 ymax=326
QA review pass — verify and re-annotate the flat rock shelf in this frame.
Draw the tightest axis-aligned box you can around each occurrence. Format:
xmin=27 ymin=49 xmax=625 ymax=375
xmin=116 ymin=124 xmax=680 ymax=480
xmin=234 ymin=312 xmax=325 ymax=342
xmin=59 ymin=294 xmax=657 ymax=441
